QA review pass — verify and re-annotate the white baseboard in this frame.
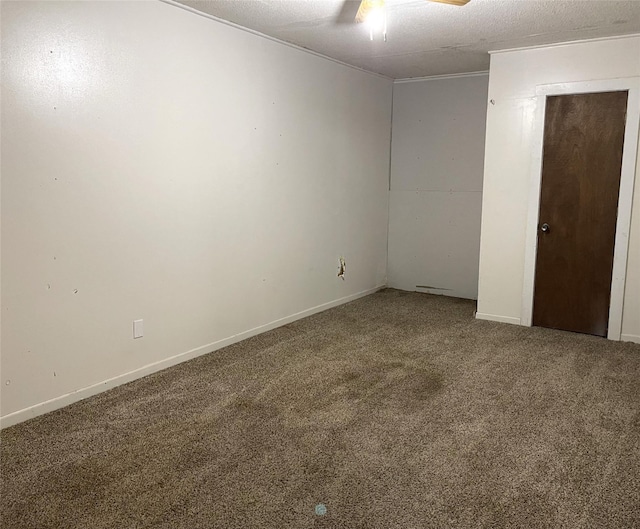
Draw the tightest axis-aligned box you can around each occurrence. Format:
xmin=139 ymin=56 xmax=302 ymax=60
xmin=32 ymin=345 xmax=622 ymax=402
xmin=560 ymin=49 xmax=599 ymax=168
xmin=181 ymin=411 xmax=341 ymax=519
xmin=0 ymin=286 xmax=384 ymax=429
xmin=474 ymin=317 xmax=640 ymax=344
xmin=621 ymin=334 xmax=640 ymax=344
xmin=475 ymin=312 xmax=522 ymax=325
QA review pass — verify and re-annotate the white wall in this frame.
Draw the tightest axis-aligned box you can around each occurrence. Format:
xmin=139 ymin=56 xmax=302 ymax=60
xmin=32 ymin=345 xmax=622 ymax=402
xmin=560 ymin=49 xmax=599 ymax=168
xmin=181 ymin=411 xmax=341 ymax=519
xmin=477 ymin=36 xmax=640 ymax=342
xmin=388 ymin=74 xmax=489 ymax=299
xmin=0 ymin=0 xmax=393 ymax=425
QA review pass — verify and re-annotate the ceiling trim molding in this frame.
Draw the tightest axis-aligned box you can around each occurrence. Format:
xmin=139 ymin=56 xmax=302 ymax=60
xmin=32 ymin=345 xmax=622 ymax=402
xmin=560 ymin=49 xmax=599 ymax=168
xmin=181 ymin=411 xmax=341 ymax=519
xmin=160 ymin=0 xmax=394 ymax=81
xmin=394 ymin=70 xmax=489 ymax=84
xmin=489 ymin=33 xmax=640 ymax=55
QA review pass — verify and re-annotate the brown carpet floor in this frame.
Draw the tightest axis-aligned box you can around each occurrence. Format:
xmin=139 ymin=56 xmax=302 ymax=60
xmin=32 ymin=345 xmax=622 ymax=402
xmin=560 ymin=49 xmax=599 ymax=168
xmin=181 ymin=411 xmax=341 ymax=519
xmin=2 ymin=289 xmax=640 ymax=528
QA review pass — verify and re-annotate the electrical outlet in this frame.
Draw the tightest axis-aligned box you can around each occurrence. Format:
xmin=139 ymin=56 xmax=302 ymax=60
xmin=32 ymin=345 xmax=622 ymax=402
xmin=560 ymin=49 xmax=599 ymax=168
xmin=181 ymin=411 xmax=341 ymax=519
xmin=133 ymin=319 xmax=144 ymax=339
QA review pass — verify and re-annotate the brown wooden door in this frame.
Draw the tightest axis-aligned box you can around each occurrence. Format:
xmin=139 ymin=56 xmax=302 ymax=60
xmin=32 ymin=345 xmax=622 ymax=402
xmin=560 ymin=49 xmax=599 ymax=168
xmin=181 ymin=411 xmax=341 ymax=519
xmin=532 ymin=91 xmax=628 ymax=337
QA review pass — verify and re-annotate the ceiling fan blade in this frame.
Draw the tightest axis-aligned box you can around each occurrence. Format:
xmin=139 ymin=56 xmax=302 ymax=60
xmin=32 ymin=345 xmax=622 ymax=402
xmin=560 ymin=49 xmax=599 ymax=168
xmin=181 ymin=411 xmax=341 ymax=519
xmin=355 ymin=0 xmax=385 ymax=23
xmin=334 ymin=1 xmax=361 ymax=24
xmin=428 ymin=0 xmax=471 ymax=6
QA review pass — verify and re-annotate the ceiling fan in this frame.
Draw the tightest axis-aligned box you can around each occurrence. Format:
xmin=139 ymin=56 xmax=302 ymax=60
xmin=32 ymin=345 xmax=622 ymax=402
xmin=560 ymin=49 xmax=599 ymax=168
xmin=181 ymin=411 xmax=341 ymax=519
xmin=356 ymin=0 xmax=470 ymax=22
xmin=356 ymin=0 xmax=471 ymax=22
xmin=351 ymin=0 xmax=470 ymax=39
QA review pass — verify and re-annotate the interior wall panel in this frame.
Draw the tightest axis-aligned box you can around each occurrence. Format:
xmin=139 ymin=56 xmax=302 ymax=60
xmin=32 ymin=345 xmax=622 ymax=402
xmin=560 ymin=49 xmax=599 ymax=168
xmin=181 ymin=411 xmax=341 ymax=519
xmin=0 ymin=0 xmax=393 ymax=424
xmin=388 ymin=74 xmax=489 ymax=300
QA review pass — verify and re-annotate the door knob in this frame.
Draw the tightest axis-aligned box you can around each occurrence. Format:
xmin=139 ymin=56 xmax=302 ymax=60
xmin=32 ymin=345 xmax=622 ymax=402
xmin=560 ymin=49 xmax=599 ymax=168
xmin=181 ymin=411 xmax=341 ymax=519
xmin=540 ymin=223 xmax=550 ymax=233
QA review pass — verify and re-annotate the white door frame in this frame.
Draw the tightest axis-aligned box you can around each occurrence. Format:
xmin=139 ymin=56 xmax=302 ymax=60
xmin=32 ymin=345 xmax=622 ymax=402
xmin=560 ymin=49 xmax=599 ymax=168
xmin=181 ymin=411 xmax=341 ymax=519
xmin=521 ymin=77 xmax=640 ymax=340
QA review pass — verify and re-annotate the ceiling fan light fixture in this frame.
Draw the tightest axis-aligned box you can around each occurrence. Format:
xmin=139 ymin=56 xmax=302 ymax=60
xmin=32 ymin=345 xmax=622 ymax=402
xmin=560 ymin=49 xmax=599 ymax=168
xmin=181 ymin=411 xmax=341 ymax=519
xmin=355 ymin=0 xmax=387 ymax=41
xmin=354 ymin=0 xmax=384 ymax=23
xmin=366 ymin=5 xmax=387 ymax=41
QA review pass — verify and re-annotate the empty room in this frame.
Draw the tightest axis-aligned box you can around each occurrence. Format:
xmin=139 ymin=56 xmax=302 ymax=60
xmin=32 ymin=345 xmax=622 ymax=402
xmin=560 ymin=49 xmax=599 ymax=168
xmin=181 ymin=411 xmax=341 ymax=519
xmin=1 ymin=0 xmax=640 ymax=527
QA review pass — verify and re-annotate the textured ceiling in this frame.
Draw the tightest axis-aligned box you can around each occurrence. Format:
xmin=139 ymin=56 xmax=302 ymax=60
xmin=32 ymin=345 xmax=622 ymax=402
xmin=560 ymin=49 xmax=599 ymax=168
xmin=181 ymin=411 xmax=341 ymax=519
xmin=173 ymin=0 xmax=640 ymax=79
